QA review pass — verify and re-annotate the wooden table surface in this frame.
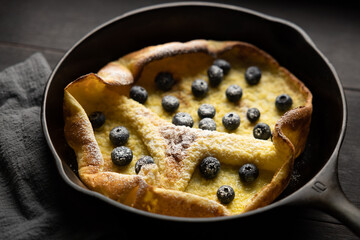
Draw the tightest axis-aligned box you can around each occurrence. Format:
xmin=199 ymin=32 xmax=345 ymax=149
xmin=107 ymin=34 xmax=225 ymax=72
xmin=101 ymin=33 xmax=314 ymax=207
xmin=1 ymin=0 xmax=359 ymax=239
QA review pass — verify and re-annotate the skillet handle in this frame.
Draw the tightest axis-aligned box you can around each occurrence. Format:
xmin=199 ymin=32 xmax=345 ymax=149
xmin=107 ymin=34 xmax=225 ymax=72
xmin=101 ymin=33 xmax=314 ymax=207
xmin=300 ymin=159 xmax=360 ymax=237
xmin=314 ymin=180 xmax=360 ymax=236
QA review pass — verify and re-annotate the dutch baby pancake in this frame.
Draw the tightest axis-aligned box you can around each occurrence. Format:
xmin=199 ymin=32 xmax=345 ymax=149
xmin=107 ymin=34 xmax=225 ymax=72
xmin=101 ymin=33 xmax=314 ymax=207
xmin=63 ymin=40 xmax=312 ymax=217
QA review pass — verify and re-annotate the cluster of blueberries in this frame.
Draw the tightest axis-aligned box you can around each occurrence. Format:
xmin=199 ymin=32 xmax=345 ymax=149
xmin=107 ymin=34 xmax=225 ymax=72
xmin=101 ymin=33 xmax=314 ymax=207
xmin=129 ymin=58 xmax=293 ymax=140
xmin=88 ymin=58 xmax=294 ymax=205
xmin=200 ymin=156 xmax=259 ymax=204
xmin=87 ymin=116 xmax=156 ymax=173
xmin=108 ymin=126 xmax=134 ymax=167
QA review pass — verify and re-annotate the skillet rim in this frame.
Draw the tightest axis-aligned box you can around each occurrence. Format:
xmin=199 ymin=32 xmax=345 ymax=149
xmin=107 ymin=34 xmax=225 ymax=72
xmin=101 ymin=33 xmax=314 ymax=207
xmin=41 ymin=1 xmax=347 ymax=222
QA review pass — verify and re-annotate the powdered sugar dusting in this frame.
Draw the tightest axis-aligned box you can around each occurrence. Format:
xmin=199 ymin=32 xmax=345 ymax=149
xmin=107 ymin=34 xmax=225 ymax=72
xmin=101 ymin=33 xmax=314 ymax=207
xmin=160 ymin=125 xmax=196 ymax=162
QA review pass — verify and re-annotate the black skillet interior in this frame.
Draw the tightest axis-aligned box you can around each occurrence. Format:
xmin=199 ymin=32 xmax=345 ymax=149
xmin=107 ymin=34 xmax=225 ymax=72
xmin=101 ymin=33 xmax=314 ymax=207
xmin=42 ymin=2 xmax=344 ymax=219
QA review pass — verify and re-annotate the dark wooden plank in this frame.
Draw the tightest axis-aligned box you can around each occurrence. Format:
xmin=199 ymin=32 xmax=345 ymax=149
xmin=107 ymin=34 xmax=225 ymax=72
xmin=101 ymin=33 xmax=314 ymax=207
xmin=0 ymin=1 xmax=359 ymax=239
xmin=128 ymin=207 xmax=359 ymax=239
xmin=0 ymin=0 xmax=359 ymax=89
xmin=0 ymin=43 xmax=64 ymax=71
xmin=264 ymin=218 xmax=357 ymax=240
xmin=0 ymin=0 xmax=181 ymax=51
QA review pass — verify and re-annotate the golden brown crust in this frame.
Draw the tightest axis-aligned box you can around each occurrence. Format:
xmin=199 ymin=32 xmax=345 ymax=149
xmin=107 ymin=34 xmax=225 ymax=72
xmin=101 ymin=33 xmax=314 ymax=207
xmin=63 ymin=40 xmax=312 ymax=217
xmin=133 ymin=185 xmax=231 ymax=217
xmin=98 ymin=40 xmax=279 ymax=86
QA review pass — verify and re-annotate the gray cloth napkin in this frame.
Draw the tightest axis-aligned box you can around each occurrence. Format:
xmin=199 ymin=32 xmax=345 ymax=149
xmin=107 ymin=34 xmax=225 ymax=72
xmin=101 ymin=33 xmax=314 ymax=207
xmin=0 ymin=53 xmax=125 ymax=239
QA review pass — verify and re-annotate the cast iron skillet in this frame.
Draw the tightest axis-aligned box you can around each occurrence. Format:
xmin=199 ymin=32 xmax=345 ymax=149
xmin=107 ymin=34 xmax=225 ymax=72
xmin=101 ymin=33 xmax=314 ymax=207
xmin=41 ymin=2 xmax=360 ymax=235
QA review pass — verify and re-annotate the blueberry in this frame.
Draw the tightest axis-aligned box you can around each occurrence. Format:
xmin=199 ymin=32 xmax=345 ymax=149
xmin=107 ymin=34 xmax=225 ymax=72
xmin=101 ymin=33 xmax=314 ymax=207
xmin=245 ymin=66 xmax=262 ymax=85
xmin=135 ymin=156 xmax=155 ymax=174
xmin=199 ymin=156 xmax=221 ymax=179
xmin=155 ymin=72 xmax=175 ymax=91
xmin=162 ymin=95 xmax=179 ymax=112
xmin=275 ymin=94 xmax=293 ymax=111
xmin=226 ymin=85 xmax=243 ymax=102
xmin=222 ymin=112 xmax=240 ymax=130
xmin=207 ymin=65 xmax=224 ymax=87
xmin=88 ymin=111 xmax=105 ymax=129
xmin=109 ymin=126 xmax=130 ymax=146
xmin=172 ymin=112 xmax=194 ymax=128
xmin=199 ymin=118 xmax=217 ymax=131
xmin=253 ymin=123 xmax=271 ymax=140
xmin=191 ymin=79 xmax=209 ymax=98
xmin=198 ymin=104 xmax=216 ymax=119
xmin=213 ymin=59 xmax=231 ymax=75
xmin=111 ymin=146 xmax=133 ymax=166
xmin=246 ymin=108 xmax=261 ymax=123
xmin=130 ymin=85 xmax=148 ymax=104
xmin=217 ymin=185 xmax=235 ymax=204
xmin=239 ymin=163 xmax=259 ymax=183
